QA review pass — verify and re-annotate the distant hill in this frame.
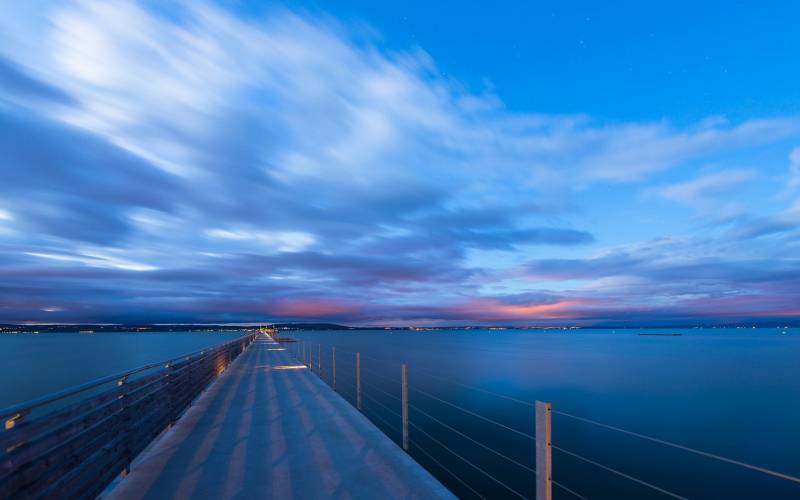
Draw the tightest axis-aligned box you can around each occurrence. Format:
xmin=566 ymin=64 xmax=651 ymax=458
xmin=0 ymin=322 xmax=369 ymax=333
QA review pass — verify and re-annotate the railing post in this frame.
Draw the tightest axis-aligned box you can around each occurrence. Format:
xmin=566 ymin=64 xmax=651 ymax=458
xmin=536 ymin=401 xmax=552 ymax=500
xmin=318 ymin=344 xmax=322 ymax=376
xmin=166 ymin=363 xmax=176 ymax=428
xmin=356 ymin=352 xmax=362 ymax=410
xmin=119 ymin=376 xmax=131 ymax=476
xmin=332 ymin=347 xmax=337 ymax=390
xmin=402 ymin=364 xmax=409 ymax=451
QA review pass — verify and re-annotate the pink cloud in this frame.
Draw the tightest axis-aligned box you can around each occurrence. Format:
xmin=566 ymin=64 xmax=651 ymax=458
xmin=270 ymin=299 xmax=360 ymax=318
xmin=450 ymin=298 xmax=591 ymax=321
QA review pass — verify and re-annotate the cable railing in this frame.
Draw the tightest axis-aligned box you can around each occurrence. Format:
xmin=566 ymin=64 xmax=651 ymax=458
xmin=0 ymin=333 xmax=257 ymax=499
xmin=289 ymin=335 xmax=800 ymax=499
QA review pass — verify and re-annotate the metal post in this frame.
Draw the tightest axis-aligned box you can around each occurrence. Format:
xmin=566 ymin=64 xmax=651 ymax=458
xmin=536 ymin=401 xmax=552 ymax=500
xmin=402 ymin=364 xmax=409 ymax=451
xmin=119 ymin=376 xmax=132 ymax=476
xmin=356 ymin=352 xmax=362 ymax=410
xmin=332 ymin=347 xmax=337 ymax=390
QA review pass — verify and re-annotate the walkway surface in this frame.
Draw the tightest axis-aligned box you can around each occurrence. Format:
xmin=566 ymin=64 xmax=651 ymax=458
xmin=106 ymin=336 xmax=454 ymax=499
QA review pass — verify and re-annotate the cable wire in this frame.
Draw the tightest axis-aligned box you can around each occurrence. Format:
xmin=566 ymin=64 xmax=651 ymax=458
xmin=411 ymin=386 xmax=535 ymax=441
xmin=412 ymin=367 xmax=536 ymax=408
xmin=359 ymin=365 xmax=403 ymax=387
xmin=409 ymin=403 xmax=535 ymax=474
xmin=363 ymin=392 xmax=402 ymax=420
xmin=409 ymin=421 xmax=527 ymax=499
xmin=361 ymin=379 xmax=402 ymax=403
xmin=552 ymin=445 xmax=687 ymax=500
xmin=410 ymin=440 xmax=486 ymax=500
xmin=553 ymin=410 xmax=800 ymax=485
xmin=361 ymin=406 xmax=402 ymax=435
xmin=553 ymin=480 xmax=589 ymax=500
xmin=327 ymin=346 xmax=539 ymax=409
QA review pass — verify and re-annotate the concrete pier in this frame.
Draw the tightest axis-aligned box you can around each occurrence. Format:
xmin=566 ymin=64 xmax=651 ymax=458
xmin=106 ymin=336 xmax=454 ymax=499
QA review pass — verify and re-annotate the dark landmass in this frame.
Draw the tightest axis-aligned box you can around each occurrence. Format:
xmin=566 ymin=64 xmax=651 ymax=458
xmin=0 ymin=323 xmax=367 ymax=333
xmin=0 ymin=322 xmax=795 ymax=334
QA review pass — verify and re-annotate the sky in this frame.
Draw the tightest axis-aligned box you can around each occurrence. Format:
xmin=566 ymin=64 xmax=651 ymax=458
xmin=1 ymin=0 xmax=799 ymax=326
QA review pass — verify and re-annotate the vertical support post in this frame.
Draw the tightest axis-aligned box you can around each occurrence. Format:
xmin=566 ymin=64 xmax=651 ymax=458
xmin=120 ymin=376 xmax=131 ymax=476
xmin=332 ymin=347 xmax=337 ymax=390
xmin=356 ymin=352 xmax=362 ymax=410
xmin=166 ymin=363 xmax=176 ymax=428
xmin=318 ymin=344 xmax=322 ymax=376
xmin=536 ymin=401 xmax=552 ymax=500
xmin=402 ymin=364 xmax=409 ymax=451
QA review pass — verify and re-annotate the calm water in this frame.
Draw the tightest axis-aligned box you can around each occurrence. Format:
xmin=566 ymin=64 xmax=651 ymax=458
xmin=0 ymin=331 xmax=246 ymax=408
xmin=288 ymin=328 xmax=800 ymax=499
xmin=1 ymin=328 xmax=798 ymax=498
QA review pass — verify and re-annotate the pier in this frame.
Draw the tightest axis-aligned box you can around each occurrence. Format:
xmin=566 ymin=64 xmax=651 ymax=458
xmin=0 ymin=334 xmax=452 ymax=499
xmin=106 ymin=335 xmax=452 ymax=499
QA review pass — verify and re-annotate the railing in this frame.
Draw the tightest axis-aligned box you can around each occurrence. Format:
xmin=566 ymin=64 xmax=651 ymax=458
xmin=291 ymin=336 xmax=800 ymax=499
xmin=0 ymin=333 xmax=257 ymax=499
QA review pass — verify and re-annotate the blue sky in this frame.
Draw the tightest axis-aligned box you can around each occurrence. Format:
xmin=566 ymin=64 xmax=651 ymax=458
xmin=1 ymin=0 xmax=799 ymax=325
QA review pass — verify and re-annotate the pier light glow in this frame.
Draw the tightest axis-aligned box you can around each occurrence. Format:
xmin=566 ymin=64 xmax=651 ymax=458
xmin=5 ymin=415 xmax=21 ymax=431
xmin=272 ymin=365 xmax=307 ymax=370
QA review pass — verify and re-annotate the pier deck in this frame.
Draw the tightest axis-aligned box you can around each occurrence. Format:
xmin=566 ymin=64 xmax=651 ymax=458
xmin=106 ymin=336 xmax=453 ymax=499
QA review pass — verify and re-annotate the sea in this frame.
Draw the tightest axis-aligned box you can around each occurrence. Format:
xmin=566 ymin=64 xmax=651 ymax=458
xmin=1 ymin=327 xmax=798 ymax=499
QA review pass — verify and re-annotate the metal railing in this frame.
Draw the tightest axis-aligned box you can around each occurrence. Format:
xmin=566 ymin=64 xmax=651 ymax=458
xmin=0 ymin=333 xmax=257 ymax=499
xmin=291 ymin=336 xmax=800 ymax=499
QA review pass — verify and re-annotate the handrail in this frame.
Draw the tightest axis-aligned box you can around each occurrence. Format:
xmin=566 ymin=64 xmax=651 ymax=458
xmin=553 ymin=409 xmax=800 ymax=485
xmin=291 ymin=335 xmax=800 ymax=500
xmin=0 ymin=333 xmax=254 ymax=420
xmin=0 ymin=332 xmax=258 ymax=499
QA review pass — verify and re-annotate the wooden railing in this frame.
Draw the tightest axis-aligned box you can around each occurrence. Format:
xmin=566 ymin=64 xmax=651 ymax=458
xmin=0 ymin=333 xmax=256 ymax=499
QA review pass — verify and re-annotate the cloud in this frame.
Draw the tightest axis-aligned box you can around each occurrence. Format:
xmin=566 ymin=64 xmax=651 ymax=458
xmin=0 ymin=55 xmax=75 ymax=105
xmin=0 ymin=0 xmax=799 ymax=324
xmin=653 ymin=169 xmax=757 ymax=205
xmin=789 ymin=147 xmax=800 ymax=190
xmin=205 ymin=229 xmax=316 ymax=253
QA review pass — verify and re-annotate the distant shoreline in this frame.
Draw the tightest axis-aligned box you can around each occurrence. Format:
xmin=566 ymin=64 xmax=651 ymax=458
xmin=1 ymin=322 xmax=796 ymax=333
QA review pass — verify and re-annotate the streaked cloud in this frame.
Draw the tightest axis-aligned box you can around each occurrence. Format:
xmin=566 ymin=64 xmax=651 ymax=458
xmin=0 ymin=0 xmax=799 ymax=324
xmin=653 ymin=169 xmax=757 ymax=205
xmin=789 ymin=147 xmax=800 ymax=191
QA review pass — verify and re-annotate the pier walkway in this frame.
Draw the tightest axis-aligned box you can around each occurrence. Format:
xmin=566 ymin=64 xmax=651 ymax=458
xmin=105 ymin=336 xmax=453 ymax=499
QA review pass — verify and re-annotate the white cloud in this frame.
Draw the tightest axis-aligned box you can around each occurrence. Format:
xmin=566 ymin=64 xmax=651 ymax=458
xmin=25 ymin=251 xmax=158 ymax=271
xmin=653 ymin=169 xmax=757 ymax=205
xmin=206 ymin=228 xmax=316 ymax=253
xmin=3 ymin=0 xmax=797 ymax=199
xmin=789 ymin=147 xmax=800 ymax=190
